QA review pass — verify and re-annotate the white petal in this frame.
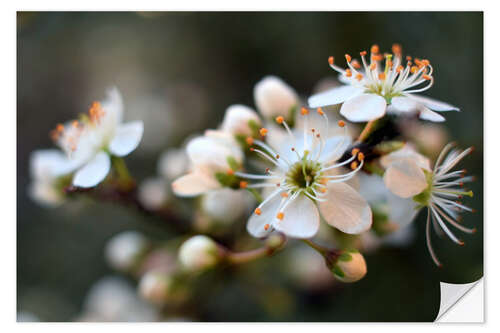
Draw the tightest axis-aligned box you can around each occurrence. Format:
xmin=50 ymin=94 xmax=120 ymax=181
xmin=253 ymin=76 xmax=299 ymax=118
xmin=30 ymin=149 xmax=78 ymax=180
xmin=99 ymin=87 xmax=124 ymax=135
xmin=390 ymin=96 xmax=420 ymax=113
xmin=308 ymin=86 xmax=363 ymax=108
xmin=221 ymin=104 xmax=261 ymax=136
xmin=274 ymin=196 xmax=320 ymax=239
xmin=319 ymin=183 xmax=372 ymax=234
xmin=247 ymin=195 xmax=281 ymax=238
xmin=387 ymin=193 xmax=419 ymax=227
xmin=72 ymin=151 xmax=111 ymax=188
xmin=340 ymin=94 xmax=387 ymax=122
xmin=419 ymin=107 xmax=446 ymax=122
xmin=408 ymin=94 xmax=459 ymax=111
xmin=380 ymin=145 xmax=431 ymax=170
xmin=316 ymin=135 xmax=352 ymax=164
xmin=109 ymin=121 xmax=144 ymax=156
xmin=171 ymin=172 xmax=220 ymax=197
xmin=187 ymin=135 xmax=243 ymax=171
xmin=383 ymin=159 xmax=428 ymax=198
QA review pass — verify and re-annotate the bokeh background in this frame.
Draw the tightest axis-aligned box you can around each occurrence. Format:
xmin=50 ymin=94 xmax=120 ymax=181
xmin=17 ymin=12 xmax=483 ymax=321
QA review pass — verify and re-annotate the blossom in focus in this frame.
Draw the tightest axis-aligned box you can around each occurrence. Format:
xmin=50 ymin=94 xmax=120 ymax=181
xmin=178 ymin=235 xmax=220 ymax=272
xmin=51 ymin=87 xmax=144 ymax=188
xmin=240 ymin=108 xmax=372 ymax=239
xmin=28 ymin=149 xmax=78 ymax=206
xmin=171 ymin=130 xmax=243 ymax=196
xmin=385 ymin=143 xmax=476 ymax=266
xmin=308 ymin=44 xmax=459 ymax=122
xmin=254 ymin=76 xmax=300 ymax=120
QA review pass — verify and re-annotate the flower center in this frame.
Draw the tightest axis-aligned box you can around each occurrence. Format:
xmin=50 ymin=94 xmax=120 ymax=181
xmin=285 ymin=159 xmax=323 ymax=191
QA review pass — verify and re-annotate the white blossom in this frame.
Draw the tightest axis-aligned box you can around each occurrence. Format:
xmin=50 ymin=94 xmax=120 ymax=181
xmin=254 ymin=76 xmax=299 ymax=119
xmin=157 ymin=148 xmax=189 ymax=181
xmin=221 ymin=104 xmax=261 ymax=137
xmin=240 ymin=108 xmax=372 ymax=239
xmin=51 ymin=87 xmax=143 ymax=188
xmin=138 ymin=177 xmax=169 ymax=210
xmin=105 ymin=231 xmax=149 ymax=271
xmin=178 ymin=235 xmax=219 ymax=272
xmin=308 ymin=44 xmax=459 ymax=122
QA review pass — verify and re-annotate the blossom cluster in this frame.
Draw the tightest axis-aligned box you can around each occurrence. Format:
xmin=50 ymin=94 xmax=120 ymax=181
xmin=29 ymin=44 xmax=478 ymax=315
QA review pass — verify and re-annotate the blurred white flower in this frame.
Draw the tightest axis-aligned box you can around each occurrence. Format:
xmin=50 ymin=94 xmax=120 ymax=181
xmin=138 ymin=271 xmax=173 ymax=305
xmin=178 ymin=235 xmax=219 ymax=272
xmin=254 ymin=76 xmax=299 ymax=120
xmin=308 ymin=44 xmax=459 ymax=122
xmin=51 ymin=87 xmax=143 ymax=188
xmin=80 ymin=276 xmax=157 ymax=322
xmin=157 ymin=148 xmax=189 ymax=181
xmin=406 ymin=122 xmax=449 ymax=157
xmin=172 ymin=130 xmax=243 ymax=197
xmin=138 ymin=177 xmax=169 ymax=210
xmin=200 ymin=188 xmax=252 ymax=225
xmin=332 ymin=251 xmax=367 ymax=283
xmin=105 ymin=231 xmax=149 ymax=271
xmin=286 ymin=245 xmax=335 ymax=290
xmin=28 ymin=149 xmax=77 ymax=206
xmin=241 ymin=109 xmax=371 ymax=239
xmin=221 ymin=104 xmax=261 ymax=137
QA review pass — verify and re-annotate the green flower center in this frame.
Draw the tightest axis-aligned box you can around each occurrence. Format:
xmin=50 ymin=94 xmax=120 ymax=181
xmin=285 ymin=159 xmax=323 ymax=191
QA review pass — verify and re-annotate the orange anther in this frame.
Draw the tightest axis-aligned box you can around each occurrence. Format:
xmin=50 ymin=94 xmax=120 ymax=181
xmin=275 ymin=154 xmax=280 ymax=159
xmin=370 ymin=63 xmax=377 ymax=70
xmin=301 ymin=107 xmax=309 ymax=115
xmin=378 ymin=73 xmax=386 ymax=80
xmin=264 ymin=224 xmax=270 ymax=231
xmin=345 ymin=54 xmax=352 ymax=63
xmin=259 ymin=128 xmax=268 ymax=136
xmin=280 ymin=192 xmax=289 ymax=198
xmin=317 ymin=107 xmax=324 ymax=115
xmin=351 ymin=148 xmax=360 ymax=156
xmin=406 ymin=56 xmax=412 ymax=61
xmin=357 ymin=152 xmax=365 ymax=161
xmin=345 ymin=69 xmax=352 ymax=77
xmin=56 ymin=123 xmax=64 ymax=132
xmin=391 ymin=43 xmax=402 ymax=55
xmin=245 ymin=137 xmax=254 ymax=145
xmin=351 ymin=60 xmax=361 ymax=69
xmin=239 ymin=181 xmax=248 ymax=189
xmin=338 ymin=120 xmax=345 ymax=127
xmin=411 ymin=66 xmax=418 ymax=74
xmin=371 ymin=44 xmax=379 ymax=54
xmin=350 ymin=161 xmax=358 ymax=170
xmin=249 ymin=147 xmax=255 ymax=152
xmin=422 ymin=74 xmax=432 ymax=80
xmin=396 ymin=65 xmax=404 ymax=73
xmin=328 ymin=56 xmax=334 ymax=65
xmin=355 ymin=73 xmax=363 ymax=81
xmin=276 ymin=212 xmax=284 ymax=220
xmin=275 ymin=116 xmax=284 ymax=124
xmin=255 ymin=208 xmax=262 ymax=215
xmin=360 ymin=50 xmax=367 ymax=56
xmin=227 ymin=169 xmax=234 ymax=176
xmin=71 ymin=120 xmax=79 ymax=128
xmin=319 ymin=188 xmax=327 ymax=193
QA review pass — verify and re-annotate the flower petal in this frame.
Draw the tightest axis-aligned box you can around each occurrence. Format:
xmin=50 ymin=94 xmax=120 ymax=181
xmin=383 ymin=159 xmax=428 ymax=198
xmin=308 ymin=86 xmax=363 ymax=108
xmin=419 ymin=107 xmax=446 ymax=122
xmin=319 ymin=182 xmax=372 ymax=234
xmin=100 ymin=86 xmax=124 ymax=132
xmin=340 ymin=94 xmax=387 ymax=122
xmin=274 ymin=195 xmax=320 ymax=239
xmin=408 ymin=94 xmax=459 ymax=111
xmin=247 ymin=195 xmax=281 ymax=238
xmin=72 ymin=151 xmax=111 ymax=188
xmin=380 ymin=145 xmax=431 ymax=170
xmin=171 ymin=172 xmax=220 ymax=197
xmin=390 ymin=96 xmax=420 ymax=113
xmin=316 ymin=135 xmax=352 ymax=164
xmin=109 ymin=121 xmax=144 ymax=157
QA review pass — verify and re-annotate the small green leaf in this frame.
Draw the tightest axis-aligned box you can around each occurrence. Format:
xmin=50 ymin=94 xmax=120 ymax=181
xmin=332 ymin=265 xmax=345 ymax=278
xmin=338 ymin=252 xmax=353 ymax=262
xmin=226 ymin=156 xmax=240 ymax=171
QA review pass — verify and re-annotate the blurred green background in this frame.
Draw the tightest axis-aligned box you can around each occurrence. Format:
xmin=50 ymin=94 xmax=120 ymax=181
xmin=17 ymin=12 xmax=483 ymax=321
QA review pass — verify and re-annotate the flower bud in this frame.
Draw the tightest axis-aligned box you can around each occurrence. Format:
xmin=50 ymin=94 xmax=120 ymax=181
xmin=157 ymin=148 xmax=189 ymax=180
xmin=138 ymin=271 xmax=177 ymax=305
xmin=330 ymin=250 xmax=367 ymax=283
xmin=138 ymin=177 xmax=169 ymax=210
xmin=178 ymin=235 xmax=219 ymax=272
xmin=105 ymin=231 xmax=149 ymax=271
xmin=221 ymin=104 xmax=261 ymax=137
xmin=254 ymin=76 xmax=299 ymax=119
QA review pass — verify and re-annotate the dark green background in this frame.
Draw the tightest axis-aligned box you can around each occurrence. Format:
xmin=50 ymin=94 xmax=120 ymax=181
xmin=17 ymin=12 xmax=483 ymax=321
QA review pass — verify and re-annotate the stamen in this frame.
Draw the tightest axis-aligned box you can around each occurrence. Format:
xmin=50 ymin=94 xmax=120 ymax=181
xmin=345 ymin=54 xmax=352 ymax=63
xmin=259 ymin=128 xmax=268 ymax=137
xmin=255 ymin=208 xmax=262 ymax=215
xmin=328 ymin=56 xmax=334 ymax=65
xmin=300 ymin=107 xmax=309 ymax=115
xmin=338 ymin=120 xmax=345 ymax=127
xmin=350 ymin=161 xmax=358 ymax=170
xmin=316 ymin=107 xmax=324 ymax=115
xmin=276 ymin=212 xmax=284 ymax=220
xmin=264 ymin=224 xmax=270 ymax=231
xmin=275 ymin=116 xmax=284 ymax=124
xmin=371 ymin=44 xmax=379 ymax=54
xmin=239 ymin=181 xmax=248 ymax=189
xmin=246 ymin=137 xmax=254 ymax=145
